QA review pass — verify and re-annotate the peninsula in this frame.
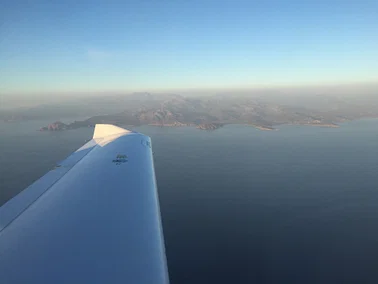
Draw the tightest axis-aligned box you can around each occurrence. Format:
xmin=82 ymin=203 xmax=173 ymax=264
xmin=3 ymin=93 xmax=377 ymax=132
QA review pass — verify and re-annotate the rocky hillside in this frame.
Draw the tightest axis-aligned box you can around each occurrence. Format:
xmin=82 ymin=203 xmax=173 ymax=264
xmin=39 ymin=93 xmax=378 ymax=131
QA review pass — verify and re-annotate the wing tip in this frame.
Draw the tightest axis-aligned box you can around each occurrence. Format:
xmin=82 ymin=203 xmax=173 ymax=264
xmin=93 ymin=124 xmax=131 ymax=139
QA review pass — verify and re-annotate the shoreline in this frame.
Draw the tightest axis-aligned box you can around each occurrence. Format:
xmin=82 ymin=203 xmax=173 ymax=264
xmin=288 ymin=123 xmax=340 ymax=128
xmin=39 ymin=121 xmax=349 ymax=132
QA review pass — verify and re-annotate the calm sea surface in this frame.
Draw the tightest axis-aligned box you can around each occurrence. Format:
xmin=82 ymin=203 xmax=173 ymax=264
xmin=1 ymin=119 xmax=378 ymax=283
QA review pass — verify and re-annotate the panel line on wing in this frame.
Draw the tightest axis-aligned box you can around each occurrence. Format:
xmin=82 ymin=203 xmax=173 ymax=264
xmin=0 ymin=143 xmax=100 ymax=233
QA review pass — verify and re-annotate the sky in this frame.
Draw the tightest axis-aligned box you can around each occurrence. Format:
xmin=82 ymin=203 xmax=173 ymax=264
xmin=1 ymin=0 xmax=378 ymax=95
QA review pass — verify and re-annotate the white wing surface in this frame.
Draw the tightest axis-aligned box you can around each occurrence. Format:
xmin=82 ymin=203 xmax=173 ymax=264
xmin=0 ymin=124 xmax=169 ymax=284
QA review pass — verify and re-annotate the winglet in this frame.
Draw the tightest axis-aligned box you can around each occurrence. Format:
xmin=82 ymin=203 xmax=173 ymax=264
xmin=93 ymin=124 xmax=131 ymax=139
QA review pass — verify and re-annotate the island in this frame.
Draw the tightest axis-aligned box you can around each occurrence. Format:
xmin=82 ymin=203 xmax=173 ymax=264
xmin=249 ymin=124 xmax=276 ymax=131
xmin=40 ymin=121 xmax=70 ymax=131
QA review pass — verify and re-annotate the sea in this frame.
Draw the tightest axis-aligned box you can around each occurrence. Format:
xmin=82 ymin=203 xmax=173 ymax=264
xmin=1 ymin=119 xmax=378 ymax=284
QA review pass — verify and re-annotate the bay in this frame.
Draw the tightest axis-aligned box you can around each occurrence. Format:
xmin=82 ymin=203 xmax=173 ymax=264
xmin=1 ymin=119 xmax=378 ymax=283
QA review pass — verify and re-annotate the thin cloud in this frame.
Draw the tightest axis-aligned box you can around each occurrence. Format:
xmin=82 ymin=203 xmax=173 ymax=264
xmin=87 ymin=49 xmax=112 ymax=62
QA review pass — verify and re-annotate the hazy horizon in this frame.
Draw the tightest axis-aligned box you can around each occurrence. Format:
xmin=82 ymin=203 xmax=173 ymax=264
xmin=1 ymin=81 xmax=377 ymax=110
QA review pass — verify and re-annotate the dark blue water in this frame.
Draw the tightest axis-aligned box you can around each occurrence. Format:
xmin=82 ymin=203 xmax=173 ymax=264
xmin=1 ymin=119 xmax=378 ymax=283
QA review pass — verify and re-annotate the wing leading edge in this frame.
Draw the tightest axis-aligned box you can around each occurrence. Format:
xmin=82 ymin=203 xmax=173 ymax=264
xmin=0 ymin=124 xmax=169 ymax=284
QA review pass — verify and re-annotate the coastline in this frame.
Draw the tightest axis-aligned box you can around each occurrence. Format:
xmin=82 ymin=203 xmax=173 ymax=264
xmin=38 ymin=118 xmax=378 ymax=132
xmin=288 ymin=123 xmax=340 ymax=128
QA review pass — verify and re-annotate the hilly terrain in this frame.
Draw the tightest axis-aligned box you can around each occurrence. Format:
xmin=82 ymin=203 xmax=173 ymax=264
xmin=2 ymin=92 xmax=378 ymax=131
xmin=40 ymin=93 xmax=378 ymax=131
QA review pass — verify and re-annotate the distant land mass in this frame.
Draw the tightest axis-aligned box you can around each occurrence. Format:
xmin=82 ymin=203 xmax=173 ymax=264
xmin=2 ymin=92 xmax=378 ymax=131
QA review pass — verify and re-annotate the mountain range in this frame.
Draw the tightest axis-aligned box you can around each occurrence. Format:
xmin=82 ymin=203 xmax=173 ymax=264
xmin=29 ymin=92 xmax=378 ymax=131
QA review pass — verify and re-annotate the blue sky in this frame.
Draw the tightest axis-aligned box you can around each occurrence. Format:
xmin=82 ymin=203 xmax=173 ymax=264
xmin=1 ymin=0 xmax=378 ymax=94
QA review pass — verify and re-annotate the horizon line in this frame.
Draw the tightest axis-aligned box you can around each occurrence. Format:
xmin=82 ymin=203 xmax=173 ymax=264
xmin=1 ymin=80 xmax=378 ymax=97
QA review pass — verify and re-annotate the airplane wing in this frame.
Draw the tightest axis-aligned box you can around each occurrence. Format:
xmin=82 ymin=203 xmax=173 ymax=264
xmin=0 ymin=124 xmax=169 ymax=284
